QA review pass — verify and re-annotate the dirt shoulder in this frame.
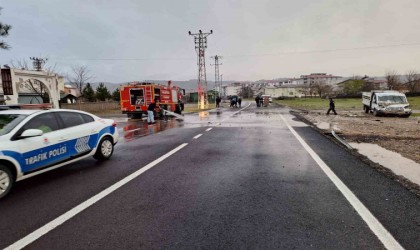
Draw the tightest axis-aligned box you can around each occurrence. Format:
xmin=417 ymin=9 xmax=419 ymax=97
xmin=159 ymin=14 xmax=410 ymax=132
xmin=297 ymin=109 xmax=420 ymax=164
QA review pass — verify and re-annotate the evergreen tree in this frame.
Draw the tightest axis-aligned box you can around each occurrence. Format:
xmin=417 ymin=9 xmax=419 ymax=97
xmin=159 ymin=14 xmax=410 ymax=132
xmin=112 ymin=88 xmax=120 ymax=101
xmin=82 ymin=83 xmax=96 ymax=102
xmin=96 ymin=83 xmax=111 ymax=101
xmin=0 ymin=7 xmax=12 ymax=50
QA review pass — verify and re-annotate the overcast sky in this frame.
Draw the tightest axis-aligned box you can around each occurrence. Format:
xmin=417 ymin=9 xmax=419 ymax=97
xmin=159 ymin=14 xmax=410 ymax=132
xmin=1 ymin=0 xmax=420 ymax=82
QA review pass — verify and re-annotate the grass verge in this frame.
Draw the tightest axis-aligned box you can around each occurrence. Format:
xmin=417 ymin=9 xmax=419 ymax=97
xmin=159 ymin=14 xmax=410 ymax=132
xmin=274 ymin=96 xmax=420 ymax=111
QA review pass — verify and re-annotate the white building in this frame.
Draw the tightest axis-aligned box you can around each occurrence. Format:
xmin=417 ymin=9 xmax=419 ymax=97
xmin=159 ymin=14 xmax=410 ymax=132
xmin=222 ymin=84 xmax=242 ymax=97
xmin=300 ymin=73 xmax=342 ymax=86
xmin=264 ymin=85 xmax=306 ymax=98
xmin=0 ymin=67 xmax=65 ymax=108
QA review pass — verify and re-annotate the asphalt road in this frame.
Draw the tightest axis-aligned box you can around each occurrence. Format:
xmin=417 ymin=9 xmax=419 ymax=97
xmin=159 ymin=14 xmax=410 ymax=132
xmin=0 ymin=102 xmax=419 ymax=249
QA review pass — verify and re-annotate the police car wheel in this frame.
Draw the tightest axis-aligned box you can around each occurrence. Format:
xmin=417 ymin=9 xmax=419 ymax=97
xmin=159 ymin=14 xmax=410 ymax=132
xmin=0 ymin=165 xmax=14 ymax=199
xmin=94 ymin=137 xmax=114 ymax=161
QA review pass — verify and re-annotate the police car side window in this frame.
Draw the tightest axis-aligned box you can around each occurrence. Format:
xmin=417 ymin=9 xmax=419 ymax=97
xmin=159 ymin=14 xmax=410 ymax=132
xmin=23 ymin=113 xmax=60 ymax=134
xmin=81 ymin=114 xmax=94 ymax=123
xmin=57 ymin=112 xmax=86 ymax=128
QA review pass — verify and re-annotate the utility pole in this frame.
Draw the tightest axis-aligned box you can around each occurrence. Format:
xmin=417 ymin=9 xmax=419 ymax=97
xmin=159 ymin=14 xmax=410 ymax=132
xmin=188 ymin=30 xmax=213 ymax=109
xmin=220 ymin=74 xmax=223 ymax=97
xmin=211 ymin=55 xmax=222 ymax=98
xmin=30 ymin=57 xmax=48 ymax=71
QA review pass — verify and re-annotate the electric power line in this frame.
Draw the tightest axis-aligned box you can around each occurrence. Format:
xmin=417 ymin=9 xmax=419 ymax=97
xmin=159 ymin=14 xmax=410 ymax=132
xmin=49 ymin=42 xmax=420 ymax=62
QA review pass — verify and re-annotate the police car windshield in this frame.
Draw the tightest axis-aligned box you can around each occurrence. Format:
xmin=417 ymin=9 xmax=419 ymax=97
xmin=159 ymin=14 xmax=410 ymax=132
xmin=0 ymin=114 xmax=28 ymax=136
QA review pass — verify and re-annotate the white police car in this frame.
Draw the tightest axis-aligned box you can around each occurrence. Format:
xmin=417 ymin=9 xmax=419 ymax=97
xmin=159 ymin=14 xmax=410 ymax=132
xmin=0 ymin=109 xmax=119 ymax=199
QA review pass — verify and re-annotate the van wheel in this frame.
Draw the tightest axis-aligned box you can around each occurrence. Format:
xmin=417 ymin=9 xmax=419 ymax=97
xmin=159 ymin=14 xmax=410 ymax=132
xmin=94 ymin=136 xmax=114 ymax=161
xmin=373 ymin=109 xmax=380 ymax=117
xmin=0 ymin=165 xmax=14 ymax=199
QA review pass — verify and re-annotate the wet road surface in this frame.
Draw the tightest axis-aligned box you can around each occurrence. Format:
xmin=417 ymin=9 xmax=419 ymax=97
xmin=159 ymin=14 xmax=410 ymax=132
xmin=1 ymin=102 xmax=419 ymax=249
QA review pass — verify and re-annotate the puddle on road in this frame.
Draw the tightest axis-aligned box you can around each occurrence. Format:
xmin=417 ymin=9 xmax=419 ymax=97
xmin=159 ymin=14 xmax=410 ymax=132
xmin=119 ymin=106 xmax=308 ymax=140
xmin=123 ymin=118 xmax=183 ymax=141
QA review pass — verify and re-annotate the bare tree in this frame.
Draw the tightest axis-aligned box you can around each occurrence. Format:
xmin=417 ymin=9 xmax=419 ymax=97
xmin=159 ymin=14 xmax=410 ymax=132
xmin=10 ymin=58 xmax=61 ymax=103
xmin=67 ymin=65 xmax=93 ymax=97
xmin=238 ymin=85 xmax=254 ymax=98
xmin=351 ymin=75 xmax=362 ymax=80
xmin=25 ymin=79 xmax=50 ymax=103
xmin=385 ymin=70 xmax=400 ymax=90
xmin=405 ymin=70 xmax=420 ymax=93
xmin=10 ymin=59 xmax=30 ymax=69
xmin=0 ymin=7 xmax=12 ymax=50
xmin=10 ymin=58 xmax=60 ymax=74
xmin=311 ymin=79 xmax=333 ymax=98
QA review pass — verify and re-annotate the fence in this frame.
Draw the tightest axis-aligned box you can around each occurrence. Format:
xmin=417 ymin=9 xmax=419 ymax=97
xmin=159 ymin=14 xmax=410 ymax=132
xmin=61 ymin=101 xmax=120 ymax=114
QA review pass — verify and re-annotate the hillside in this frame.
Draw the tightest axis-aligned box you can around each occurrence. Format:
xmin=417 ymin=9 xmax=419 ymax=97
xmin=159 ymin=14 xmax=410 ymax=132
xmin=76 ymin=80 xmax=236 ymax=93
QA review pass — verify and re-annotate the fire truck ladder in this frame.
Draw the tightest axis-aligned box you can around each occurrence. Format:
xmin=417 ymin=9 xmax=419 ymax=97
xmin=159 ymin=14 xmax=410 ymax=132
xmin=145 ymin=85 xmax=153 ymax=104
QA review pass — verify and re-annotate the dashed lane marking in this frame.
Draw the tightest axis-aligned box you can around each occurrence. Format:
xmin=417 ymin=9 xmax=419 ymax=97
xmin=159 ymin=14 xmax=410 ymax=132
xmin=193 ymin=134 xmax=203 ymax=139
xmin=280 ymin=114 xmax=403 ymax=250
xmin=6 ymin=143 xmax=189 ymax=250
xmin=206 ymin=128 xmax=213 ymax=131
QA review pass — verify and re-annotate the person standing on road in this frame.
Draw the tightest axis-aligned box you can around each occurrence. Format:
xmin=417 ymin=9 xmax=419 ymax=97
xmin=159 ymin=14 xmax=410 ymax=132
xmin=147 ymin=100 xmax=156 ymax=124
xmin=327 ymin=97 xmax=337 ymax=115
xmin=238 ymin=97 xmax=242 ymax=108
xmin=255 ymin=95 xmax=260 ymax=107
xmin=216 ymin=96 xmax=221 ymax=108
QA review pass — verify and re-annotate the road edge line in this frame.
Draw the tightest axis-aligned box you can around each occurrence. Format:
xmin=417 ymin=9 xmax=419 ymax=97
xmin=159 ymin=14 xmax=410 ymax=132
xmin=5 ymin=143 xmax=189 ymax=250
xmin=280 ymin=114 xmax=403 ymax=250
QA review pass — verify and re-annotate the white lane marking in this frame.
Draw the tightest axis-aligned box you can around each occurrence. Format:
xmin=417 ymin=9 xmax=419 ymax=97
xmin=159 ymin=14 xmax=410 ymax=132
xmin=217 ymin=103 xmax=251 ymax=124
xmin=6 ymin=143 xmax=189 ymax=250
xmin=232 ymin=103 xmax=251 ymax=116
xmin=206 ymin=128 xmax=213 ymax=132
xmin=193 ymin=134 xmax=203 ymax=139
xmin=279 ymin=114 xmax=403 ymax=250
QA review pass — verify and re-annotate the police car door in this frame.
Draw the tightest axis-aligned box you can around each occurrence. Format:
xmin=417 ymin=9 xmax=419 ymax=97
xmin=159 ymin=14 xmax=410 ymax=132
xmin=55 ymin=111 xmax=98 ymax=158
xmin=15 ymin=112 xmax=68 ymax=174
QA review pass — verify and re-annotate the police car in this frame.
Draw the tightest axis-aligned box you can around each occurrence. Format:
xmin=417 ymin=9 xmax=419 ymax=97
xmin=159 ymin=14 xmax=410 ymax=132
xmin=0 ymin=109 xmax=119 ymax=199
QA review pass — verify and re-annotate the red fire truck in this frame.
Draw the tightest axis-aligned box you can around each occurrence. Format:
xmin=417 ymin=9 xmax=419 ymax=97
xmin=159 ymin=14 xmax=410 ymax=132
xmin=120 ymin=81 xmax=185 ymax=118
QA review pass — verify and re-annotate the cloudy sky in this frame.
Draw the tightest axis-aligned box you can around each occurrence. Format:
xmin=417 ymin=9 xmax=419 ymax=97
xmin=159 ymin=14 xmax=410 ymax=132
xmin=1 ymin=0 xmax=420 ymax=82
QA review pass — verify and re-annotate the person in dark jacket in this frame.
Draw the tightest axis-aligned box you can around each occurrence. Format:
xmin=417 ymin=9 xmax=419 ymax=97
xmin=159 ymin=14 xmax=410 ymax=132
xmin=147 ymin=100 xmax=156 ymax=124
xmin=238 ymin=97 xmax=242 ymax=108
xmin=216 ymin=96 xmax=221 ymax=108
xmin=327 ymin=97 xmax=337 ymax=115
xmin=255 ymin=96 xmax=260 ymax=107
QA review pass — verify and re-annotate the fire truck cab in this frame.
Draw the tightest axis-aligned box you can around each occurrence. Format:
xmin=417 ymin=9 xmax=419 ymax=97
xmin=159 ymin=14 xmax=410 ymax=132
xmin=120 ymin=81 xmax=185 ymax=119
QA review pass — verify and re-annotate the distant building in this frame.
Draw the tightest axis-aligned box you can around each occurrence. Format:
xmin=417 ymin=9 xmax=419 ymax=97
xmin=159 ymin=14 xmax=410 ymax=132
xmin=361 ymin=76 xmax=388 ymax=89
xmin=63 ymin=84 xmax=80 ymax=97
xmin=0 ymin=67 xmax=65 ymax=108
xmin=188 ymin=90 xmax=219 ymax=103
xmin=222 ymin=83 xmax=242 ymax=97
xmin=60 ymin=93 xmax=78 ymax=104
xmin=263 ymin=85 xmax=306 ymax=98
xmin=300 ymin=73 xmax=343 ymax=86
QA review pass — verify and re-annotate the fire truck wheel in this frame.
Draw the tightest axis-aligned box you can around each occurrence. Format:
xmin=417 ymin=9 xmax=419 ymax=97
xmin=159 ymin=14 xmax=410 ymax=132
xmin=94 ymin=136 xmax=114 ymax=161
